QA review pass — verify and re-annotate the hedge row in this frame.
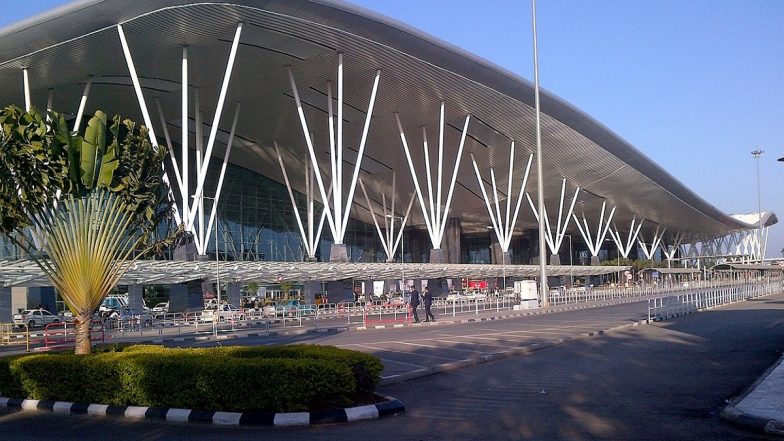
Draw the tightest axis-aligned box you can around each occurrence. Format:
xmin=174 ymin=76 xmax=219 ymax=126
xmin=0 ymin=344 xmax=382 ymax=412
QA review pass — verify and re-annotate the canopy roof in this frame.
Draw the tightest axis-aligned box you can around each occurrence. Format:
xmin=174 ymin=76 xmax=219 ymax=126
xmin=0 ymin=0 xmax=769 ymax=243
xmin=0 ymin=259 xmax=627 ymax=288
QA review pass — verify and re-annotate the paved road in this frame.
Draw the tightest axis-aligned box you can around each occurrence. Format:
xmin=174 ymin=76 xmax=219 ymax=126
xmin=1 ymin=294 xmax=783 ymax=440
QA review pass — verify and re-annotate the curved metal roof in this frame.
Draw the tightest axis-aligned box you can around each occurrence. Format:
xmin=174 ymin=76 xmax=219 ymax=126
xmin=0 ymin=0 xmax=767 ymax=244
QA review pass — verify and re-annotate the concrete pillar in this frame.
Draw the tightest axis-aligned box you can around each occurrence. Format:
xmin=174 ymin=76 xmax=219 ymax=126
xmin=227 ymin=283 xmax=242 ymax=307
xmin=443 ymin=217 xmax=462 ymax=263
xmin=429 ymin=248 xmax=444 ymax=264
xmin=27 ymin=287 xmax=57 ymax=313
xmin=127 ymin=284 xmax=144 ymax=310
xmin=590 ymin=255 xmax=600 ymax=266
xmin=0 ymin=287 xmax=11 ymax=322
xmin=326 ymin=279 xmax=353 ymax=302
xmin=168 ymin=281 xmax=205 ymax=313
xmin=329 ymin=244 xmax=349 ymax=262
xmin=549 ymin=254 xmax=561 ymax=265
xmin=10 ymin=287 xmax=27 ymax=315
xmin=302 ymin=281 xmax=321 ymax=304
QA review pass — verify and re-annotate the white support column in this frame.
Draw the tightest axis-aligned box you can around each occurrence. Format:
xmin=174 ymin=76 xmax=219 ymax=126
xmin=117 ymin=24 xmax=182 ymax=226
xmin=470 ymin=145 xmax=533 ymax=253
xmin=572 ymin=201 xmax=616 ymax=257
xmin=22 ymin=69 xmax=31 ymax=111
xmin=287 ymin=60 xmax=381 ymax=246
xmin=287 ymin=67 xmax=337 ymax=240
xmin=638 ymin=225 xmax=666 ymax=260
xmin=608 ymin=217 xmax=643 ymax=259
xmin=204 ymin=103 xmax=241 ymax=249
xmin=73 ymin=76 xmax=93 ymax=133
xmin=395 ymin=103 xmax=470 ymax=251
xmin=659 ymin=232 xmax=684 ymax=262
xmin=181 ymin=46 xmax=190 ymax=228
xmin=155 ymin=97 xmax=184 ymax=195
xmin=526 ymin=179 xmax=581 ymax=254
xmin=46 ymin=89 xmax=53 ymax=113
xmin=188 ymin=23 xmax=243 ymax=227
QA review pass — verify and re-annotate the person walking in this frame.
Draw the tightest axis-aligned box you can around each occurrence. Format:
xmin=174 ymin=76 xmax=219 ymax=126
xmin=423 ymin=287 xmax=435 ymax=322
xmin=409 ymin=287 xmax=421 ymax=323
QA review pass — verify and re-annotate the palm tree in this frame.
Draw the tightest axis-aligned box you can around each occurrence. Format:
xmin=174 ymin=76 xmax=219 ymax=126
xmin=0 ymin=105 xmax=180 ymax=354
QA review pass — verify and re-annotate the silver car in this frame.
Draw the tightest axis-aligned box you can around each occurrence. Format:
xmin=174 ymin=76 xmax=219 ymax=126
xmin=13 ymin=309 xmax=61 ymax=328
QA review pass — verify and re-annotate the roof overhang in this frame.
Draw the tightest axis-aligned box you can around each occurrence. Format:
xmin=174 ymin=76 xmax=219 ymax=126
xmin=0 ymin=259 xmax=629 ymax=287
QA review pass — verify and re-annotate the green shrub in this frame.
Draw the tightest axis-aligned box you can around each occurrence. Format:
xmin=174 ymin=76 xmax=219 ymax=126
xmin=0 ymin=344 xmax=381 ymax=412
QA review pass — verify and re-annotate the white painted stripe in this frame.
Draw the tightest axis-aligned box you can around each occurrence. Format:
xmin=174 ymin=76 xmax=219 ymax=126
xmin=345 ymin=404 xmax=378 ymax=421
xmin=273 ymin=412 xmax=309 ymax=426
xmin=87 ymin=404 xmax=108 ymax=415
xmin=125 ymin=406 xmax=148 ymax=419
xmin=166 ymin=408 xmax=191 ymax=422
xmin=21 ymin=400 xmax=39 ymax=410
xmin=352 ymin=344 xmax=457 ymax=361
xmin=212 ymin=411 xmax=242 ymax=425
xmin=53 ymin=402 xmax=73 ymax=414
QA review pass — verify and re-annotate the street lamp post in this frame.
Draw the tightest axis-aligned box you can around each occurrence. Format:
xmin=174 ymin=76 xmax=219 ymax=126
xmin=751 ymin=149 xmax=764 ymax=262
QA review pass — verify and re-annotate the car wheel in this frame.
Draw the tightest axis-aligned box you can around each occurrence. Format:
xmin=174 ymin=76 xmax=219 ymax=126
xmin=240 ymin=315 xmax=245 ymax=321
xmin=219 ymin=316 xmax=225 ymax=323
xmin=28 ymin=320 xmax=35 ymax=328
xmin=144 ymin=320 xmax=152 ymax=327
xmin=53 ymin=319 xmax=60 ymax=324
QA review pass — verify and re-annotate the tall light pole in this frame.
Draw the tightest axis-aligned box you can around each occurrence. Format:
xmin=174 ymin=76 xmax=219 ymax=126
xmin=751 ymin=149 xmax=764 ymax=263
xmin=531 ymin=0 xmax=548 ymax=305
xmin=192 ymin=194 xmax=221 ymax=304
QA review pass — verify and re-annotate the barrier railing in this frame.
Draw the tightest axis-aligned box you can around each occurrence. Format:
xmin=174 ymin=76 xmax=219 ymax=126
xmin=42 ymin=320 xmax=105 ymax=350
xmin=647 ymin=280 xmax=783 ymax=322
xmin=363 ymin=303 xmax=410 ymax=327
xmin=1 ymin=323 xmax=30 ymax=352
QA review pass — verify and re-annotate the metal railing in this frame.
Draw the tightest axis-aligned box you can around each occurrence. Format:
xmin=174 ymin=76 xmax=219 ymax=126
xmin=647 ymin=280 xmax=783 ymax=322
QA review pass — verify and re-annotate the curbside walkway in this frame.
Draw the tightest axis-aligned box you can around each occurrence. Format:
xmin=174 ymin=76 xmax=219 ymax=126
xmin=0 ymin=394 xmax=404 ymax=427
xmin=721 ymin=354 xmax=784 ymax=435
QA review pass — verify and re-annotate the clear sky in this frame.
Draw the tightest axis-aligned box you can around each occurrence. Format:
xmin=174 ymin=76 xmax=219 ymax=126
xmin=3 ymin=1 xmax=783 ymax=258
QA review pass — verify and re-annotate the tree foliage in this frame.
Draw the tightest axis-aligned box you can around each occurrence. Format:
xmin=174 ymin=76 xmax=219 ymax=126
xmin=0 ymin=104 xmax=182 ymax=354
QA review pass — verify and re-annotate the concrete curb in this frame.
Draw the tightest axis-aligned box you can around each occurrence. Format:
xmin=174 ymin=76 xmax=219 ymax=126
xmin=721 ymin=354 xmax=784 ymax=435
xmin=0 ymin=394 xmax=404 ymax=427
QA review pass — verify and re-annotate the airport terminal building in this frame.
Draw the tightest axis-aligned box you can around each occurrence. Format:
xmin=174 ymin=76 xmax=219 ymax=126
xmin=0 ymin=0 xmax=776 ymax=313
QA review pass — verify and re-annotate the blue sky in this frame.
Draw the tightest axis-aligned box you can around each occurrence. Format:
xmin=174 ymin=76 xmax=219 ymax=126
xmin=3 ymin=1 xmax=783 ymax=258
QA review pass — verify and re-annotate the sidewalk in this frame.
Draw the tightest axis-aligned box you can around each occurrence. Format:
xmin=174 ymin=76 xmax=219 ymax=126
xmin=722 ymin=354 xmax=784 ymax=435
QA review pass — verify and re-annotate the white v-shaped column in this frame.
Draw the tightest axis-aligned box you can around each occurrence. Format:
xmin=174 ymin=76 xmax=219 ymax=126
xmin=275 ymin=142 xmax=331 ymax=261
xmin=608 ymin=217 xmax=644 ymax=259
xmin=470 ymin=143 xmax=533 ymax=254
xmin=572 ymin=201 xmax=616 ymax=259
xmin=287 ymin=53 xmax=381 ymax=245
xmin=637 ymin=225 xmax=666 ymax=260
xmin=526 ymin=178 xmax=581 ymax=255
xmin=359 ymin=175 xmax=416 ymax=262
xmin=395 ymin=102 xmax=470 ymax=251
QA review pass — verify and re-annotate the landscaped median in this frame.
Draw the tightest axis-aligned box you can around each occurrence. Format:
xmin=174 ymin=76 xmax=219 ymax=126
xmin=0 ymin=344 xmax=403 ymax=425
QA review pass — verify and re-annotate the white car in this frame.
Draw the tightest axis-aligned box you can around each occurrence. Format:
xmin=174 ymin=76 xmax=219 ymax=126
xmin=13 ymin=309 xmax=61 ymax=328
xmin=202 ymin=304 xmax=245 ymax=322
xmin=151 ymin=302 xmax=169 ymax=313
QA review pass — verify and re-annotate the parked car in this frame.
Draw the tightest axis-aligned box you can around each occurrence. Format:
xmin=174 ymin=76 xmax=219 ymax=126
xmin=13 ymin=309 xmax=61 ymax=328
xmin=99 ymin=295 xmax=128 ymax=314
xmin=202 ymin=303 xmax=245 ymax=322
xmin=107 ymin=307 xmax=154 ymax=327
xmin=151 ymin=302 xmax=169 ymax=313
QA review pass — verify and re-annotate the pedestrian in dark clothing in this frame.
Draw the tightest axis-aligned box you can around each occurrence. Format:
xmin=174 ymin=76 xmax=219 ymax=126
xmin=423 ymin=287 xmax=435 ymax=322
xmin=409 ymin=288 xmax=421 ymax=323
